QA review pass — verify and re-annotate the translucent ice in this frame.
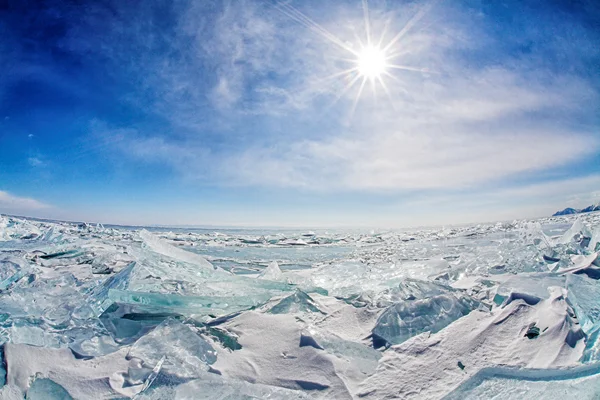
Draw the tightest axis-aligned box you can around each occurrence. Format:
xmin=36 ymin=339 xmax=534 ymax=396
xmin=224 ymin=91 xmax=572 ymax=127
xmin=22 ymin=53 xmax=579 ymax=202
xmin=258 ymin=261 xmax=284 ymax=281
xmin=0 ymin=256 xmax=28 ymax=291
xmin=566 ymin=273 xmax=600 ymax=335
xmin=136 ymin=372 xmax=311 ymax=399
xmin=139 ymin=229 xmax=215 ymax=270
xmin=26 ymin=378 xmax=73 ymax=400
xmin=10 ymin=323 xmax=61 ymax=347
xmin=125 ymin=244 xmax=293 ymax=306
xmin=87 ymin=261 xmax=135 ymax=316
xmin=375 ymin=278 xmax=457 ymax=307
xmin=372 ymin=288 xmax=479 ymax=346
xmin=107 ymin=288 xmax=273 ymax=317
xmin=493 ymin=273 xmax=566 ymax=306
xmin=268 ymin=290 xmax=325 ymax=314
xmin=443 ymin=364 xmax=600 ymax=400
xmin=2 ymin=212 xmax=600 ymax=399
xmin=128 ymin=318 xmax=217 ymax=378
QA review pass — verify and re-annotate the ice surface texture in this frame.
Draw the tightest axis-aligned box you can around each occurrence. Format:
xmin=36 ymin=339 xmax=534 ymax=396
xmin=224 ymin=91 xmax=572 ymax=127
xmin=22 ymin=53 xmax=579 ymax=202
xmin=443 ymin=363 xmax=600 ymax=400
xmin=372 ymin=283 xmax=480 ymax=346
xmin=1 ymin=213 xmax=600 ymax=399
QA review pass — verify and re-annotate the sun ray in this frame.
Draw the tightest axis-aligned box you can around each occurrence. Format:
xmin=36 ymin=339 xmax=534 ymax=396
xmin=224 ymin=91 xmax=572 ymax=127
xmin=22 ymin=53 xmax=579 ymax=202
xmin=377 ymin=17 xmax=391 ymax=48
xmin=384 ymin=48 xmax=416 ymax=61
xmin=353 ymin=31 xmax=365 ymax=49
xmin=382 ymin=71 xmax=411 ymax=95
xmin=377 ymin=74 xmax=396 ymax=110
xmin=274 ymin=2 xmax=359 ymax=56
xmin=383 ymin=1 xmax=434 ymax=52
xmin=381 ymin=70 xmax=401 ymax=83
xmin=370 ymin=74 xmax=378 ymax=100
xmin=327 ymin=73 xmax=363 ymax=110
xmin=338 ymin=56 xmax=364 ymax=64
xmin=349 ymin=76 xmax=368 ymax=119
xmin=387 ymin=64 xmax=430 ymax=73
xmin=274 ymin=0 xmax=435 ymax=114
xmin=312 ymin=67 xmax=360 ymax=85
xmin=362 ymin=0 xmax=372 ymax=45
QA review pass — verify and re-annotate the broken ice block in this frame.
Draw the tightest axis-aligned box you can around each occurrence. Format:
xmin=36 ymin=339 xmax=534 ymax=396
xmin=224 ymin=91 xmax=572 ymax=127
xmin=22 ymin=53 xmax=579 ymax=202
xmin=372 ymin=292 xmax=479 ymax=346
xmin=566 ymin=274 xmax=600 ymax=335
xmin=268 ymin=290 xmax=324 ymax=314
xmin=107 ymin=289 xmax=272 ymax=317
xmin=493 ymin=273 xmax=566 ymax=306
xmin=0 ymin=256 xmax=28 ymax=291
xmin=68 ymin=335 xmax=121 ymax=358
xmin=258 ymin=261 xmax=284 ymax=281
xmin=128 ymin=318 xmax=217 ymax=378
xmin=10 ymin=323 xmax=62 ymax=348
xmin=139 ymin=229 xmax=215 ymax=270
xmin=376 ymin=278 xmax=455 ymax=307
xmin=86 ymin=261 xmax=135 ymax=316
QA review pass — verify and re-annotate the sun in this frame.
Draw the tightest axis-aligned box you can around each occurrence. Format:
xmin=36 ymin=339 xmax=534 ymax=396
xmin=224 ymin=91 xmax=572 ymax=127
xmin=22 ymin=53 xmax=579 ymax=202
xmin=357 ymin=45 xmax=387 ymax=79
xmin=274 ymin=0 xmax=432 ymax=116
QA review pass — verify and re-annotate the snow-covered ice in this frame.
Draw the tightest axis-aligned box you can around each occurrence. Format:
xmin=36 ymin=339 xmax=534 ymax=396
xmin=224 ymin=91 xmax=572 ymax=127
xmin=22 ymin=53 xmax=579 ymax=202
xmin=0 ymin=212 xmax=599 ymax=398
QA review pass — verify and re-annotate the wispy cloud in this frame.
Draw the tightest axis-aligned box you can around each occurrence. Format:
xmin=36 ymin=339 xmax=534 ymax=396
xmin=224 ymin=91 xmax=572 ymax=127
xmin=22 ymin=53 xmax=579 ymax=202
xmin=403 ymin=174 xmax=600 ymax=213
xmin=88 ymin=1 xmax=598 ymax=195
xmin=0 ymin=191 xmax=50 ymax=211
xmin=27 ymin=157 xmax=44 ymax=167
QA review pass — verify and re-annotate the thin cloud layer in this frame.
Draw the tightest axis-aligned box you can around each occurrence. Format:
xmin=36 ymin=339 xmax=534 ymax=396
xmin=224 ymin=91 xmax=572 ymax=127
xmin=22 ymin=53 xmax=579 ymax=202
xmin=88 ymin=1 xmax=598 ymax=194
xmin=0 ymin=191 xmax=50 ymax=212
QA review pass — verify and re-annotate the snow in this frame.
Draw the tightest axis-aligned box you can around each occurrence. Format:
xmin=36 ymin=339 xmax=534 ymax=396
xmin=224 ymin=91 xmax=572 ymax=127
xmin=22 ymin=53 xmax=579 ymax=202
xmin=359 ymin=288 xmax=584 ymax=399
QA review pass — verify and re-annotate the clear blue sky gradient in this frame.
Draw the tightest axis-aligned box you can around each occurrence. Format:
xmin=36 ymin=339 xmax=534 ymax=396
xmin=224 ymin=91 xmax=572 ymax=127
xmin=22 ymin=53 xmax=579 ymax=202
xmin=0 ymin=0 xmax=599 ymax=227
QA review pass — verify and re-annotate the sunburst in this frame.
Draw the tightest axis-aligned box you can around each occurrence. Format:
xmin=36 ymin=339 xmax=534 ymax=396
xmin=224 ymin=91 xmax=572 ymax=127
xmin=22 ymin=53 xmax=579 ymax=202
xmin=357 ymin=45 xmax=387 ymax=79
xmin=274 ymin=0 xmax=433 ymax=116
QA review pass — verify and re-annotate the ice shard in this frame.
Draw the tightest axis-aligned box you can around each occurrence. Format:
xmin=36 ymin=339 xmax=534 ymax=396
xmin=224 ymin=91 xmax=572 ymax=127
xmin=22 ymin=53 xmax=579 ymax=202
xmin=0 ymin=256 xmax=28 ymax=291
xmin=372 ymin=285 xmax=480 ymax=346
xmin=127 ymin=318 xmax=217 ymax=378
xmin=86 ymin=261 xmax=135 ymax=316
xmin=107 ymin=289 xmax=273 ymax=318
xmin=566 ymin=273 xmax=600 ymax=335
xmin=139 ymin=229 xmax=215 ymax=270
xmin=268 ymin=290 xmax=325 ymax=314
xmin=565 ymin=273 xmax=600 ymax=362
xmin=258 ymin=261 xmax=284 ymax=281
xmin=493 ymin=273 xmax=566 ymax=306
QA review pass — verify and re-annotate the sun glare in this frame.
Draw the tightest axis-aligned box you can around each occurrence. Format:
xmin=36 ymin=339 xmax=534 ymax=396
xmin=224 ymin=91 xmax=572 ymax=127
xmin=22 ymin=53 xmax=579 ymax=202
xmin=357 ymin=45 xmax=386 ymax=79
xmin=274 ymin=0 xmax=432 ymax=116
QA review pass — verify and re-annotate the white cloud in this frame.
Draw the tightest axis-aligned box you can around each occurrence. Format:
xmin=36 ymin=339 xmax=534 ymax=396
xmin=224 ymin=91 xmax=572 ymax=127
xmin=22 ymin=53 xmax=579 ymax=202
xmin=421 ymin=174 xmax=600 ymax=224
xmin=28 ymin=157 xmax=43 ymax=167
xmin=0 ymin=191 xmax=50 ymax=212
xmin=94 ymin=1 xmax=599 ymax=197
xmin=224 ymin=66 xmax=598 ymax=191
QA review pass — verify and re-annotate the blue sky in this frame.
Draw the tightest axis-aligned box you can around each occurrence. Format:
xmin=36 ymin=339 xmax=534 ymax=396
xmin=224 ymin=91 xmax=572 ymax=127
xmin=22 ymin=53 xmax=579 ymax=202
xmin=0 ymin=0 xmax=599 ymax=227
